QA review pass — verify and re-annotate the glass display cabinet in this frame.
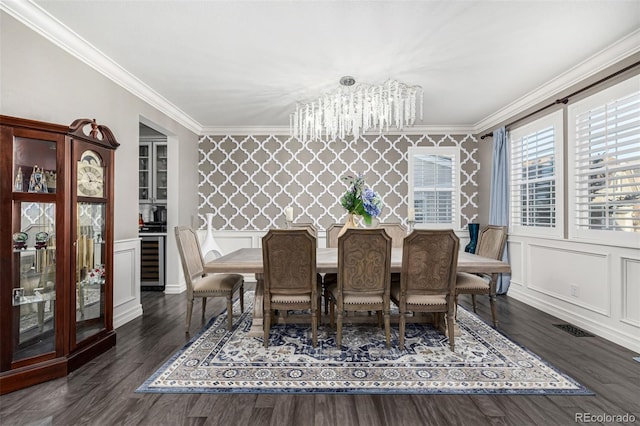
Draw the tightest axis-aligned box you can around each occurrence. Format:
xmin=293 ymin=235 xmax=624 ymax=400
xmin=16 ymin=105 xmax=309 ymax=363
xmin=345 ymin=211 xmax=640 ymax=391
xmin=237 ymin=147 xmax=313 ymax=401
xmin=0 ymin=116 xmax=119 ymax=394
xmin=139 ymin=139 xmax=167 ymax=204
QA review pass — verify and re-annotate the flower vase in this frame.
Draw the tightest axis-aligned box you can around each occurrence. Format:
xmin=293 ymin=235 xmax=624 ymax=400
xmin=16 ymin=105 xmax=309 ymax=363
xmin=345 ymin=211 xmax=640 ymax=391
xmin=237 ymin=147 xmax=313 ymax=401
xmin=201 ymin=213 xmax=223 ymax=262
xmin=464 ymin=223 xmax=480 ymax=253
xmin=338 ymin=213 xmax=358 ymax=237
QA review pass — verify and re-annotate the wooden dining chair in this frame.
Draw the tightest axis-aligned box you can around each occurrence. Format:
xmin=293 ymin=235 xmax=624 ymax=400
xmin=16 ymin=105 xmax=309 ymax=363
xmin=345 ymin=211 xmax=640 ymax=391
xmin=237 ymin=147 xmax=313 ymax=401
xmin=379 ymin=223 xmax=407 ymax=247
xmin=329 ymin=228 xmax=392 ymax=348
xmin=379 ymin=222 xmax=407 ymax=284
xmin=456 ymin=225 xmax=507 ymax=327
xmin=321 ymin=223 xmax=343 ymax=313
xmin=326 ymin=223 xmax=343 ymax=249
xmin=391 ymin=229 xmax=459 ymax=351
xmin=292 ymin=222 xmax=323 ymax=321
xmin=291 ymin=222 xmax=318 ymax=238
xmin=174 ymin=226 xmax=244 ymax=333
xmin=262 ymin=229 xmax=318 ymax=348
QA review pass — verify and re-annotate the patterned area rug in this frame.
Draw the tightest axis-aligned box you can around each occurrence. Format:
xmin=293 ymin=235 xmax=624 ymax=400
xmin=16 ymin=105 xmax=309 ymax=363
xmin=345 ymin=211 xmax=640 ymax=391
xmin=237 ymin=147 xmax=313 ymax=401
xmin=137 ymin=292 xmax=591 ymax=395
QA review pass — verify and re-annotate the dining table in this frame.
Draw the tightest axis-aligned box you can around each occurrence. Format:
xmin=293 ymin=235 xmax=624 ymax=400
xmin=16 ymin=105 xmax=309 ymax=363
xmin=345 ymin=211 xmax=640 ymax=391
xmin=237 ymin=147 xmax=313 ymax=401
xmin=205 ymin=247 xmax=511 ymax=337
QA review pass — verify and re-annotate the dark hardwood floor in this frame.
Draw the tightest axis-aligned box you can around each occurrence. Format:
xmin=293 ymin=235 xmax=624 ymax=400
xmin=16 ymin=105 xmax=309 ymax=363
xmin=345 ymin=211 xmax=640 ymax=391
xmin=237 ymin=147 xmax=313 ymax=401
xmin=1 ymin=283 xmax=639 ymax=426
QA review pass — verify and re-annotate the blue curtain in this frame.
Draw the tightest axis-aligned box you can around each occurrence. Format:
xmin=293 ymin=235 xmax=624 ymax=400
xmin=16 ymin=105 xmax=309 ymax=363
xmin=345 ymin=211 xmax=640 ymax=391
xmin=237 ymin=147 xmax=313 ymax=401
xmin=489 ymin=127 xmax=511 ymax=294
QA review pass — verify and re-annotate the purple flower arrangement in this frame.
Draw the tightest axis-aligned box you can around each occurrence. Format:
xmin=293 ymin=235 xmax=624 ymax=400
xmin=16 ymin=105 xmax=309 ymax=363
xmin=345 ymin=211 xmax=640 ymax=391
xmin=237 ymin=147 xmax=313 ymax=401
xmin=340 ymin=174 xmax=383 ymax=225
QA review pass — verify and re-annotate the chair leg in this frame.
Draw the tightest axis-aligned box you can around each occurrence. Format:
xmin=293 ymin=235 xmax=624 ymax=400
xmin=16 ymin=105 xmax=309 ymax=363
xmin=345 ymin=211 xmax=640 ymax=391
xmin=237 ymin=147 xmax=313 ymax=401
xmin=471 ymin=294 xmax=477 ymax=312
xmin=454 ymin=295 xmax=459 ymax=321
xmin=336 ymin=311 xmax=343 ymax=347
xmin=311 ymin=308 xmax=318 ymax=347
xmin=317 ymin=288 xmax=322 ymax=325
xmin=384 ymin=309 xmax=390 ymax=349
xmin=329 ymin=297 xmax=335 ymax=328
xmin=489 ymin=294 xmax=499 ymax=327
xmin=399 ymin=310 xmax=406 ymax=350
xmin=324 ymin=285 xmax=329 ymax=314
xmin=227 ymin=294 xmax=233 ymax=330
xmin=185 ymin=298 xmax=194 ymax=333
xmin=240 ymin=282 xmax=245 ymax=313
xmin=264 ymin=309 xmax=271 ymax=348
xmin=201 ymin=297 xmax=207 ymax=321
xmin=377 ymin=311 xmax=382 ymax=328
xmin=446 ymin=311 xmax=455 ymax=352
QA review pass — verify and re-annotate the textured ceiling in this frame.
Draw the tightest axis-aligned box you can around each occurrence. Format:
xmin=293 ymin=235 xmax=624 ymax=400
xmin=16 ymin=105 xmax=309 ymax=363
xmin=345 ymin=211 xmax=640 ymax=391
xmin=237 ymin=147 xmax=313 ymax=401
xmin=25 ymin=1 xmax=640 ymax=131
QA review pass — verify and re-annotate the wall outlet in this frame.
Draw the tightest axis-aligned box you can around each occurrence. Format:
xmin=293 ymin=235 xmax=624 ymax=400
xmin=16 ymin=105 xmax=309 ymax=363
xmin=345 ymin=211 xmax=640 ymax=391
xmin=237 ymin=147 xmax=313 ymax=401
xmin=570 ymin=284 xmax=579 ymax=298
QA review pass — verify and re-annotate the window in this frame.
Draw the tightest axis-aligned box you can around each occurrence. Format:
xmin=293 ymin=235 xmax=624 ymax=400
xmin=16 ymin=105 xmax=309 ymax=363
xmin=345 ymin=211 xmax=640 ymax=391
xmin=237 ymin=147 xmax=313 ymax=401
xmin=408 ymin=147 xmax=460 ymax=229
xmin=510 ymin=110 xmax=563 ymax=236
xmin=568 ymin=75 xmax=640 ymax=246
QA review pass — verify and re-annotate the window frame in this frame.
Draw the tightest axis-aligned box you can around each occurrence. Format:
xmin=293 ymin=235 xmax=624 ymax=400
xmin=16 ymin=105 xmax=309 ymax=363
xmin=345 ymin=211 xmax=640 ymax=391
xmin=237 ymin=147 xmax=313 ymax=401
xmin=408 ymin=146 xmax=461 ymax=230
xmin=509 ymin=110 xmax=564 ymax=238
xmin=567 ymin=74 xmax=640 ymax=248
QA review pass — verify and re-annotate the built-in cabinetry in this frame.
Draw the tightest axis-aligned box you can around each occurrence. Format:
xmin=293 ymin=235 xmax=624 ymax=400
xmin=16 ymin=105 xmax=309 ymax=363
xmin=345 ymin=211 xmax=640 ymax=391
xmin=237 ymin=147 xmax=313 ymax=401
xmin=0 ymin=115 xmax=119 ymax=394
xmin=139 ymin=139 xmax=167 ymax=204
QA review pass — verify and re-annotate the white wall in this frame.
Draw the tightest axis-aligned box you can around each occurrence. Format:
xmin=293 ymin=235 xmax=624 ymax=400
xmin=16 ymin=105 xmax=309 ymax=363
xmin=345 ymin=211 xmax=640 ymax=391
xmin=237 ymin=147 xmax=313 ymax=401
xmin=3 ymin=9 xmax=638 ymax=353
xmin=478 ymin=126 xmax=640 ymax=353
xmin=0 ymin=12 xmax=200 ymax=325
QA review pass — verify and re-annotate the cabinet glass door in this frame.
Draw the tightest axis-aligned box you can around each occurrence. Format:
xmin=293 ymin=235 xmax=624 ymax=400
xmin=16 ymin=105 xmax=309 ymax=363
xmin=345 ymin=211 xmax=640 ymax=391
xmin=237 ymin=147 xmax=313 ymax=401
xmin=12 ymin=202 xmax=57 ymax=363
xmin=139 ymin=144 xmax=150 ymax=201
xmin=155 ymin=143 xmax=167 ymax=201
xmin=13 ymin=137 xmax=58 ymax=194
xmin=75 ymin=202 xmax=106 ymax=343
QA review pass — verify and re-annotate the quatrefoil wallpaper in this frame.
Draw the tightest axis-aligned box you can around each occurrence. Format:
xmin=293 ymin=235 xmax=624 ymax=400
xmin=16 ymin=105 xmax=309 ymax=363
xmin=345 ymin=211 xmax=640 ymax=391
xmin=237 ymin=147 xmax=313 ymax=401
xmin=198 ymin=133 xmax=479 ymax=232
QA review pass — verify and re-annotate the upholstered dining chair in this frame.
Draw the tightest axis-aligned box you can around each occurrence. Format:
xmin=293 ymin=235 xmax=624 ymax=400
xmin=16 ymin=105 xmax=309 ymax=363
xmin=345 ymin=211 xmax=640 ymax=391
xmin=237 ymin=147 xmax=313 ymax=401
xmin=379 ymin=223 xmax=407 ymax=247
xmin=322 ymin=223 xmax=343 ymax=313
xmin=262 ymin=229 xmax=318 ymax=348
xmin=175 ymin=226 xmax=244 ymax=333
xmin=456 ymin=225 xmax=507 ymax=327
xmin=326 ymin=223 xmax=343 ymax=249
xmin=291 ymin=222 xmax=318 ymax=238
xmin=292 ymin=222 xmax=323 ymax=320
xmin=391 ymin=229 xmax=459 ymax=351
xmin=379 ymin=222 xmax=407 ymax=284
xmin=329 ymin=228 xmax=392 ymax=348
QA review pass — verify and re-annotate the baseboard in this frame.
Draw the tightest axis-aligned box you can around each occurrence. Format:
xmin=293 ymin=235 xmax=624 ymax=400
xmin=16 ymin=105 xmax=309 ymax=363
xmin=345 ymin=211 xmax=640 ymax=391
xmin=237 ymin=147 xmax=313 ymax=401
xmin=508 ymin=286 xmax=640 ymax=353
xmin=114 ymin=303 xmax=143 ymax=329
xmin=164 ymin=281 xmax=186 ymax=294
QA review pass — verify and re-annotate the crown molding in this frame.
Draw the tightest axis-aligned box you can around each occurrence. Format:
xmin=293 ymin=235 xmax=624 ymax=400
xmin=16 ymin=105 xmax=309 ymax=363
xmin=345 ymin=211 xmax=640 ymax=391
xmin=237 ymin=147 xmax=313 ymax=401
xmin=474 ymin=29 xmax=640 ymax=134
xmin=1 ymin=0 xmax=202 ymax=134
xmin=4 ymin=2 xmax=638 ymax=139
xmin=200 ymin=124 xmax=476 ymax=136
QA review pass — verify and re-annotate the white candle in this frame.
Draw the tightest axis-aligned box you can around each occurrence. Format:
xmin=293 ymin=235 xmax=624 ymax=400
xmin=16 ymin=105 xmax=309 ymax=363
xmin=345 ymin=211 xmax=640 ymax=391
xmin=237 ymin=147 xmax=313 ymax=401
xmin=285 ymin=207 xmax=294 ymax=222
xmin=408 ymin=208 xmax=415 ymax=222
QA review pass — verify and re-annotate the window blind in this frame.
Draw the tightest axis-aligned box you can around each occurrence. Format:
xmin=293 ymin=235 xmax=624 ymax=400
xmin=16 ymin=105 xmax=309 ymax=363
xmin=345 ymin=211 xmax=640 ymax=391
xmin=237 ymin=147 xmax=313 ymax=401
xmin=412 ymin=154 xmax=456 ymax=224
xmin=574 ymin=91 xmax=640 ymax=233
xmin=511 ymin=126 xmax=557 ymax=228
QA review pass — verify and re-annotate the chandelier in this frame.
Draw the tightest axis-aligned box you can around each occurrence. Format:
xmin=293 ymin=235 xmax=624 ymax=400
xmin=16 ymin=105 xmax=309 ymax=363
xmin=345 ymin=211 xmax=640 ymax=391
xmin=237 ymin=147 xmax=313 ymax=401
xmin=290 ymin=76 xmax=423 ymax=142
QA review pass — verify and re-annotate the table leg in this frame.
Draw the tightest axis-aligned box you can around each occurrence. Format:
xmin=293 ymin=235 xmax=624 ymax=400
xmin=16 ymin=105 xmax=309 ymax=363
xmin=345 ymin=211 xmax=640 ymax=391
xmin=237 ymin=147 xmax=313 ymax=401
xmin=247 ymin=273 xmax=264 ymax=337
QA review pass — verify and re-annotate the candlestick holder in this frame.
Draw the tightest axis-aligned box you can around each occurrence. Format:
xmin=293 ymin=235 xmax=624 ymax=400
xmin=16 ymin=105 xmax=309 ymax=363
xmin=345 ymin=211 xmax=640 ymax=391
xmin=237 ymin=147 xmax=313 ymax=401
xmin=408 ymin=220 xmax=415 ymax=233
xmin=285 ymin=218 xmax=292 ymax=229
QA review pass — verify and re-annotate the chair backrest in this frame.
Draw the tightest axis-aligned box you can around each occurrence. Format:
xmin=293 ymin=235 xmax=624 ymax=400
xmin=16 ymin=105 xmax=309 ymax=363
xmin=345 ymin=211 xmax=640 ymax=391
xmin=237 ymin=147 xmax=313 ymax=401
xmin=326 ymin=223 xmax=343 ymax=248
xmin=379 ymin=223 xmax=407 ymax=248
xmin=338 ymin=228 xmax=392 ymax=296
xmin=401 ymin=229 xmax=459 ymax=295
xmin=291 ymin=222 xmax=318 ymax=238
xmin=262 ymin=229 xmax=317 ymax=296
xmin=174 ymin=226 xmax=205 ymax=290
xmin=475 ymin=225 xmax=508 ymax=260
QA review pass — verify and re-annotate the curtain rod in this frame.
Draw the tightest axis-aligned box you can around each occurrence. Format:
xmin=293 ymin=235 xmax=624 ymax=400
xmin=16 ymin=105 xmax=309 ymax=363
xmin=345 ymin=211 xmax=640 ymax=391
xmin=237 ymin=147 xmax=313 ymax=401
xmin=480 ymin=59 xmax=640 ymax=140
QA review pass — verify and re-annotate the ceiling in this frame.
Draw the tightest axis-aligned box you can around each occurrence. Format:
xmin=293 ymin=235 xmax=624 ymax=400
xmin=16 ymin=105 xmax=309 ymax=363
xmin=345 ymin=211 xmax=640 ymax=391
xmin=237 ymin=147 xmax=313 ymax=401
xmin=11 ymin=1 xmax=640 ymax=133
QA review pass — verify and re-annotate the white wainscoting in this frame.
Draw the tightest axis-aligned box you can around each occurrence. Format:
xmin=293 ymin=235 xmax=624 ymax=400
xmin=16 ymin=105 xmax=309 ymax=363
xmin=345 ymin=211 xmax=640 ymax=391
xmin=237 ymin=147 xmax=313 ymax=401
xmin=113 ymin=238 xmax=143 ymax=328
xmin=507 ymin=235 xmax=640 ymax=353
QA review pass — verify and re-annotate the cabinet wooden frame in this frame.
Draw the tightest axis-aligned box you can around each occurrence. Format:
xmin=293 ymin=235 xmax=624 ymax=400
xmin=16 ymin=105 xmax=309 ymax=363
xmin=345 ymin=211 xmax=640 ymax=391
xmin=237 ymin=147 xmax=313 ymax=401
xmin=0 ymin=115 xmax=119 ymax=395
